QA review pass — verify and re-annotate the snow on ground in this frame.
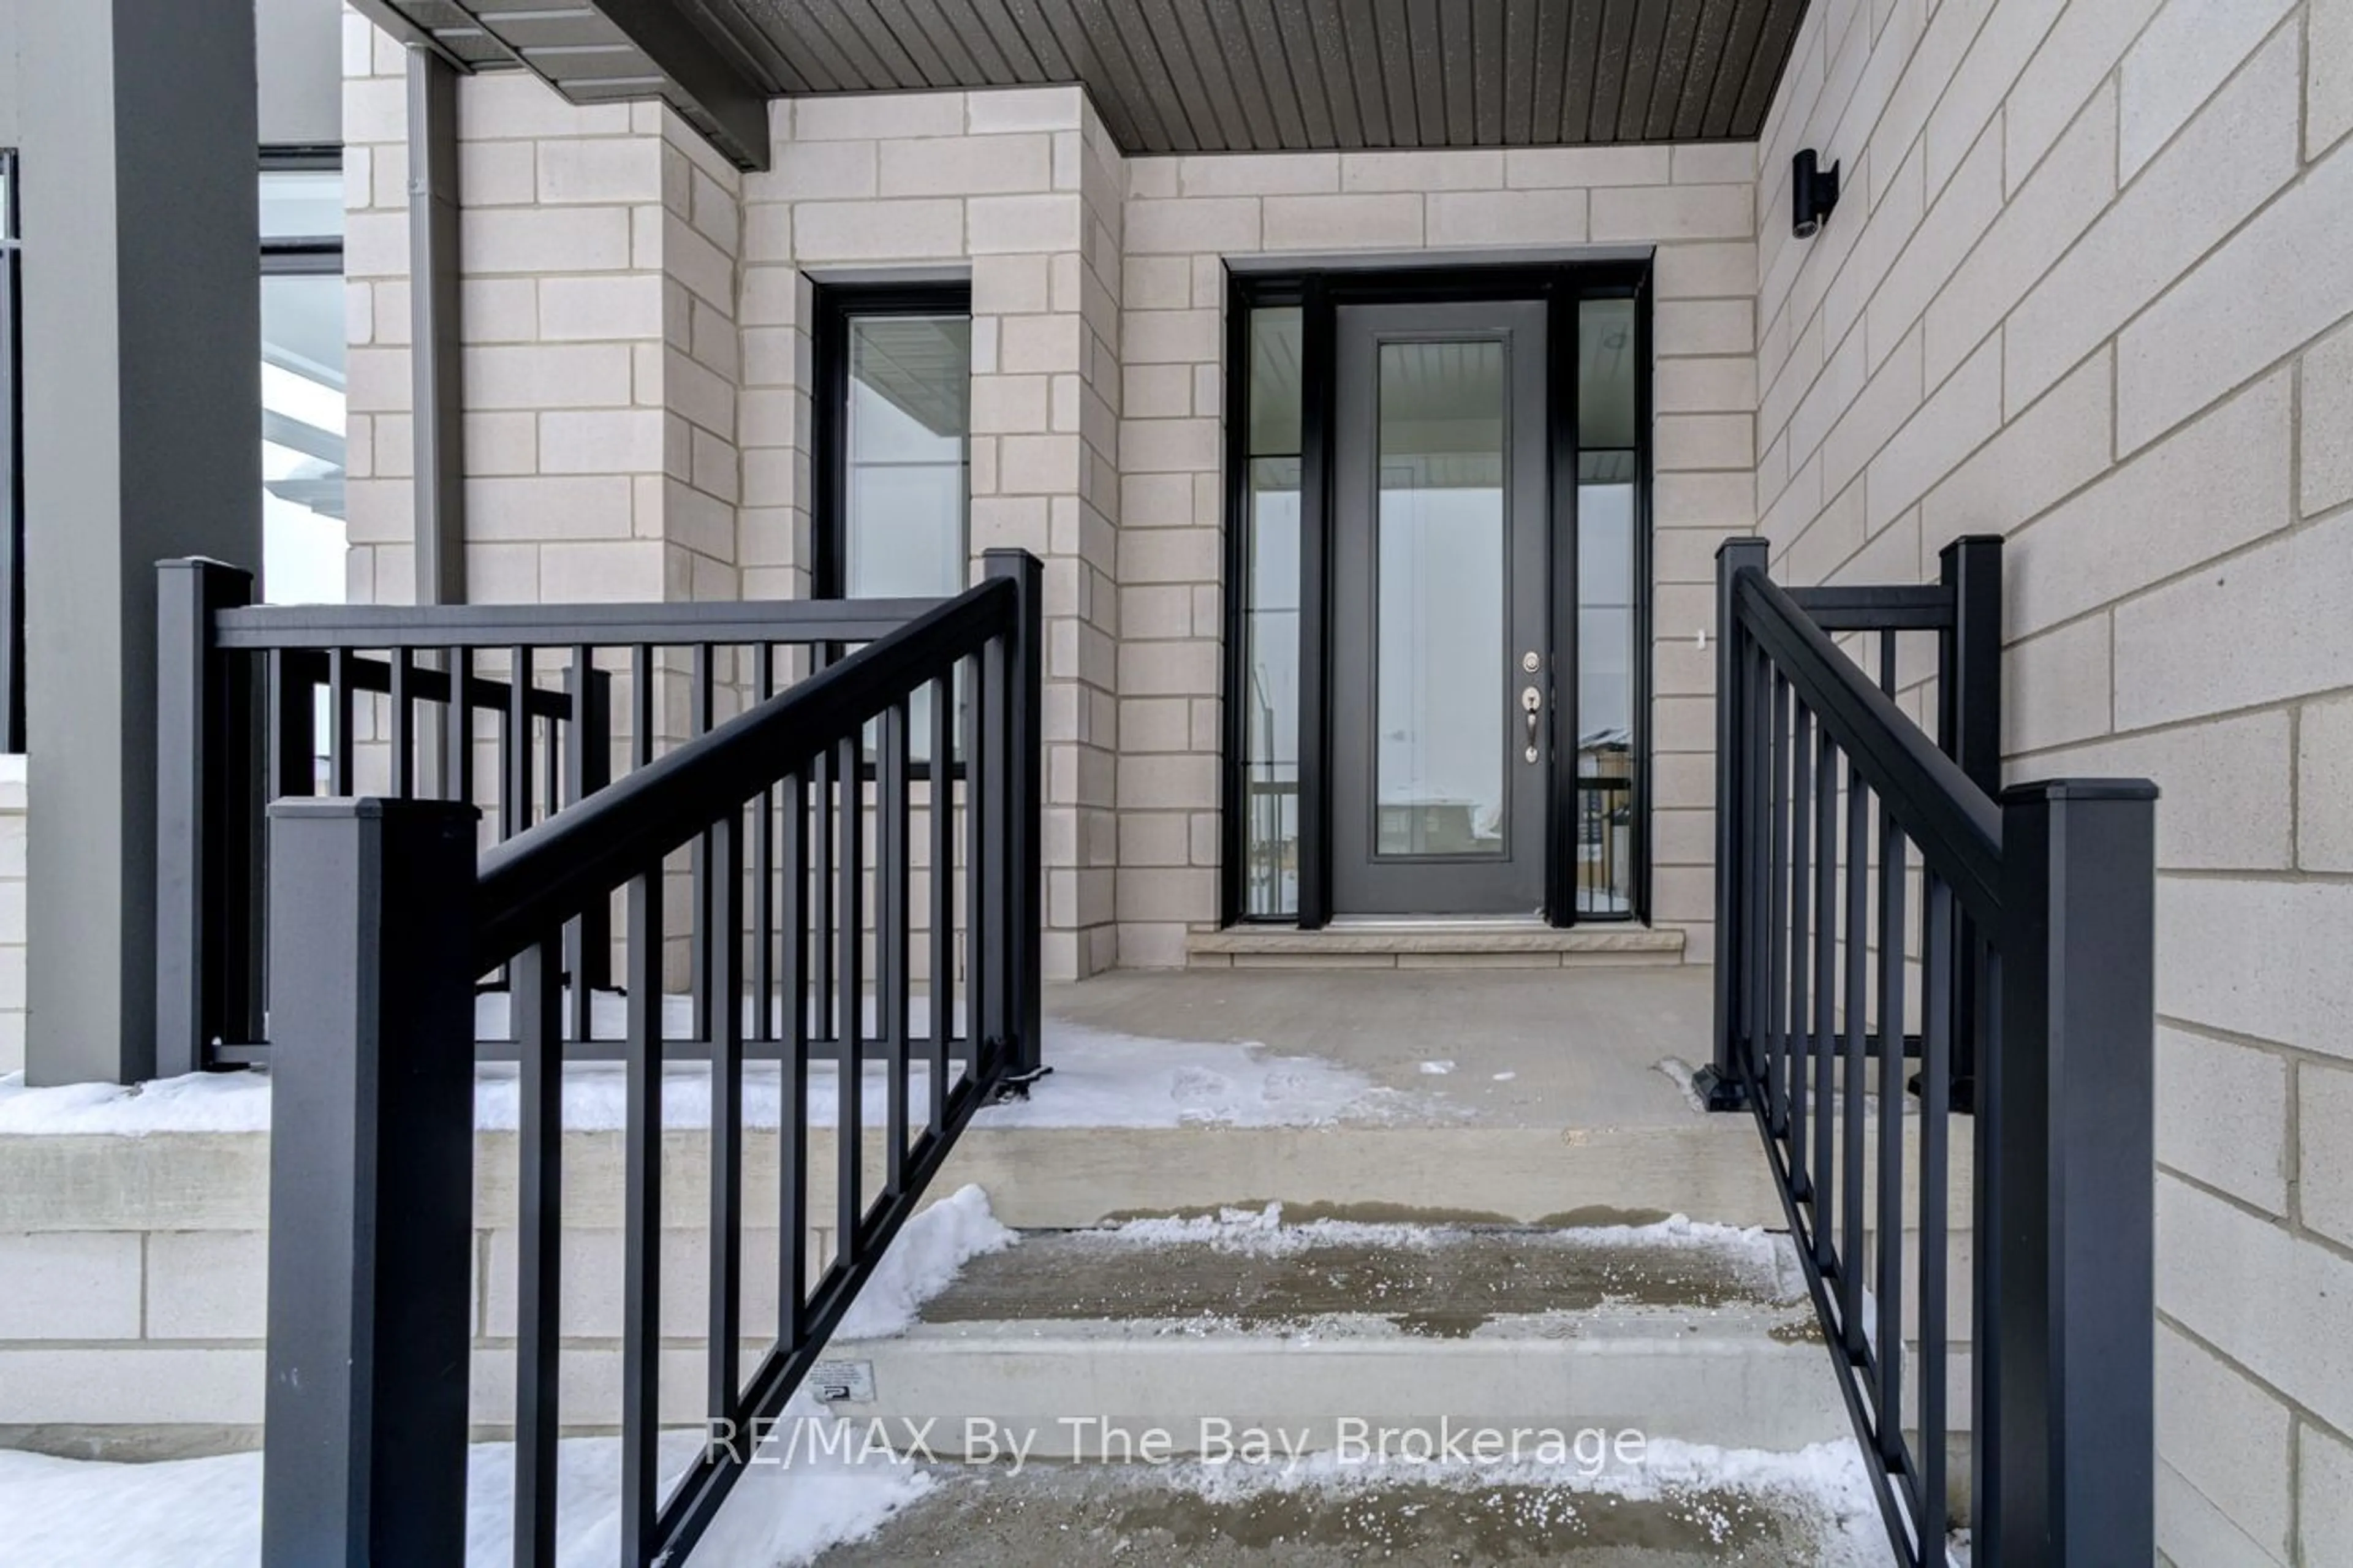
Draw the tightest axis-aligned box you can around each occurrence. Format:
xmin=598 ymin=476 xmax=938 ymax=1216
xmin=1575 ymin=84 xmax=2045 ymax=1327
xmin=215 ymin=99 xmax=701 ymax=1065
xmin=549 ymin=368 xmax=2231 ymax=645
xmin=0 ymin=1401 xmax=928 ymax=1568
xmin=1058 ymin=1202 xmax=1803 ymax=1297
xmin=1166 ymin=1436 xmax=1889 ymax=1565
xmin=0 ymin=1185 xmax=1015 ymax=1567
xmin=0 ymin=1013 xmax=1409 ymax=1137
xmin=834 ymin=1184 xmax=1015 ymax=1339
xmin=1653 ymin=1056 xmax=1708 ymax=1113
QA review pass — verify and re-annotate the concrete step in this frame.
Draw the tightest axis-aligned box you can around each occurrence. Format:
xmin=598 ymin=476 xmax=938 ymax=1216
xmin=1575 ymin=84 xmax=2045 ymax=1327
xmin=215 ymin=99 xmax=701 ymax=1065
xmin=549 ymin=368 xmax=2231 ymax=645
xmin=1188 ymin=922 xmax=1686 ymax=969
xmin=819 ymin=1452 xmax=1884 ymax=1566
xmin=819 ymin=1212 xmax=1851 ymax=1456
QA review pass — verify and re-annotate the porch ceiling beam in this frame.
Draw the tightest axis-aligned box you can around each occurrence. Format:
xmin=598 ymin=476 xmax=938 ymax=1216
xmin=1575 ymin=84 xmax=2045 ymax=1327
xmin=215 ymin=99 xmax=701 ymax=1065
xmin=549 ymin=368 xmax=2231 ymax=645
xmin=350 ymin=0 xmax=773 ymax=172
xmin=570 ymin=0 xmax=772 ymax=170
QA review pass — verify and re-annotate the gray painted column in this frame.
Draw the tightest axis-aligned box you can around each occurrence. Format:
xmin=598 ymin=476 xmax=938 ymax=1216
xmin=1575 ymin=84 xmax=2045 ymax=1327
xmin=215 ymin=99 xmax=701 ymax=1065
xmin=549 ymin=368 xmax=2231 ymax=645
xmin=20 ymin=0 xmax=260 ymax=1083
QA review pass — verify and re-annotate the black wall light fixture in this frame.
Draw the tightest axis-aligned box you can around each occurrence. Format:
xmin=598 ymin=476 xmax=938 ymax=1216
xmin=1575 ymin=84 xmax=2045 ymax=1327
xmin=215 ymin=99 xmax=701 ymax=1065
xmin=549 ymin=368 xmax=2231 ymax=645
xmin=1792 ymin=150 xmax=1840 ymax=238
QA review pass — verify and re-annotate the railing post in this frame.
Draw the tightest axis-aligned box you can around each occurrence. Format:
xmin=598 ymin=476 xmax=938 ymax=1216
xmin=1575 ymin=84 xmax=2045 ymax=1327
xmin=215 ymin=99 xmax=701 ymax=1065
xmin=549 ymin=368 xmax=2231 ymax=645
xmin=982 ymin=549 xmax=1043 ymax=1075
xmin=260 ymin=797 xmax=479 ymax=1568
xmin=1702 ymin=537 xmax=1768 ymax=1111
xmin=1982 ymin=778 xmax=2156 ymax=1564
xmin=154 ymin=557 xmax=257 ymax=1078
xmin=1941 ymin=536 xmax=2002 ymax=1107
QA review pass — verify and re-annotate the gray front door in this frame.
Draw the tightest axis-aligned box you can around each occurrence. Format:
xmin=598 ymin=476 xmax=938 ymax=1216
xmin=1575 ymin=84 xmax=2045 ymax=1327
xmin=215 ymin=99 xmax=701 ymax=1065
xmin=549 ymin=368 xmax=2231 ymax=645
xmin=1331 ymin=300 xmax=1551 ymax=917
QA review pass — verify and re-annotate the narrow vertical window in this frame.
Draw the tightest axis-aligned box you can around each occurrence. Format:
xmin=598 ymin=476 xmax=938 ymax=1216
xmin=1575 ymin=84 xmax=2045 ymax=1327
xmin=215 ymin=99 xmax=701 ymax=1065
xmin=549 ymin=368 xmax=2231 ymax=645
xmin=259 ymin=151 xmax=346 ymax=605
xmin=1242 ymin=306 xmax=1302 ymax=917
xmin=840 ymin=312 xmax=971 ymax=599
xmin=0 ymin=151 xmax=20 ymax=751
xmin=817 ymin=284 xmax=972 ymax=765
xmin=1575 ymin=297 xmax=1640 ymax=917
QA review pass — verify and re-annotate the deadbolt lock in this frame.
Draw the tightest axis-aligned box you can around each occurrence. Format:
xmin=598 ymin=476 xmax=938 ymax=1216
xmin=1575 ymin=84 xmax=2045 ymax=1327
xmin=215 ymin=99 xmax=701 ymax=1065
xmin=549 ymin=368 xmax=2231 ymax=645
xmin=1521 ymin=650 xmax=1541 ymax=673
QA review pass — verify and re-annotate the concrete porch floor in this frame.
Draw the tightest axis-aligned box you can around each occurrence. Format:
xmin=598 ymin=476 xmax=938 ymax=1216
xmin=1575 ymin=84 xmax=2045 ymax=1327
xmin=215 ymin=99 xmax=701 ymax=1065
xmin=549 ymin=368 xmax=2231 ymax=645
xmin=1046 ymin=963 xmax=1718 ymax=1133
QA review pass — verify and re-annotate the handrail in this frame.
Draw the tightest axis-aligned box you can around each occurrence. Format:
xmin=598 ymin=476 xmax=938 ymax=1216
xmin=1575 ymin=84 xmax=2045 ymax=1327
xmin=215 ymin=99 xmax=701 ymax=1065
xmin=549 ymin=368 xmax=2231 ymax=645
xmin=474 ymin=577 xmax=1013 ymax=969
xmin=1710 ymin=536 xmax=2157 ymax=1567
xmin=1732 ymin=566 xmax=2004 ymax=925
xmin=258 ymin=551 xmax=1044 ymax=1568
xmin=213 ymin=593 xmax=953 ymax=648
xmin=156 ymin=552 xmax=1019 ymax=1073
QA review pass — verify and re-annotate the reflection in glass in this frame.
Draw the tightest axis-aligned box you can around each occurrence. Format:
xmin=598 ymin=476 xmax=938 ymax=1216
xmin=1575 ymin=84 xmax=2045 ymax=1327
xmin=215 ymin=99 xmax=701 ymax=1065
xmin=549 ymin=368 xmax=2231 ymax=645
xmin=846 ymin=314 xmax=969 ymax=598
xmin=844 ymin=313 xmax=970 ymax=762
xmin=261 ymin=273 xmax=347 ymax=604
xmin=1373 ymin=339 xmax=1506 ymax=858
xmin=1243 ymin=308 xmax=1303 ymax=915
xmin=1577 ymin=298 xmax=1639 ymax=915
xmin=259 ymin=169 xmax=345 ymax=240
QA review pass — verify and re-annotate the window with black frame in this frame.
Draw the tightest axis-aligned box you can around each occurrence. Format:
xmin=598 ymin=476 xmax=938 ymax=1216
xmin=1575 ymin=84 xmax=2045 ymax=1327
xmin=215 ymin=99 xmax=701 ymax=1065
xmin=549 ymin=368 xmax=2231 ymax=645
xmin=816 ymin=283 xmax=972 ymax=764
xmin=0 ymin=151 xmax=22 ymax=753
xmin=259 ymin=148 xmax=346 ymax=606
xmin=1575 ymin=297 xmax=1640 ymax=917
xmin=1226 ymin=270 xmax=1651 ymax=928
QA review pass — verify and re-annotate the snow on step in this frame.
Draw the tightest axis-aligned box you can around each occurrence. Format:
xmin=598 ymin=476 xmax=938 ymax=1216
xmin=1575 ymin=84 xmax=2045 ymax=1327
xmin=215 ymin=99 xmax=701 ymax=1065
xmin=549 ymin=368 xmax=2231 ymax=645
xmin=824 ymin=1205 xmax=1849 ymax=1455
xmin=817 ymin=1441 xmax=1888 ymax=1566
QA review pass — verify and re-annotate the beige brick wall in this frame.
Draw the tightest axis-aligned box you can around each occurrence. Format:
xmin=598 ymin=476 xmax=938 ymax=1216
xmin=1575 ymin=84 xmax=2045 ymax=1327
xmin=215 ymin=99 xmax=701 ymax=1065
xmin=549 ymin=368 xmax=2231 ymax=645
xmin=346 ymin=13 xmax=746 ymax=609
xmin=734 ymin=86 xmax=1126 ymax=981
xmin=0 ymin=1132 xmax=851 ymax=1455
xmin=1113 ymin=147 xmax=1759 ymax=966
xmin=344 ymin=6 xmax=1771 ymax=975
xmin=0 ymin=759 xmax=23 ymax=1077
xmin=1752 ymin=0 xmax=2352 ymax=1559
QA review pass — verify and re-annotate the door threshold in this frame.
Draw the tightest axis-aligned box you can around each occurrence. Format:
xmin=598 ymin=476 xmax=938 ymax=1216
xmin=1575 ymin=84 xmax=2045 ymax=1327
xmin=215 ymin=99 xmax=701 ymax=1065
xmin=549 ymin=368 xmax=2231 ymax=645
xmin=1325 ymin=915 xmax=1554 ymax=931
xmin=1188 ymin=923 xmax=1683 ymax=970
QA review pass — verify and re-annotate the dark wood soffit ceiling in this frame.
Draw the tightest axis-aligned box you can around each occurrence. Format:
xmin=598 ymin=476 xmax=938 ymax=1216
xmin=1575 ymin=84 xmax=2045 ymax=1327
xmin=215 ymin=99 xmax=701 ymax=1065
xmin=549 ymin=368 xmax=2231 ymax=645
xmin=351 ymin=0 xmax=1810 ymax=167
xmin=691 ymin=0 xmax=1809 ymax=152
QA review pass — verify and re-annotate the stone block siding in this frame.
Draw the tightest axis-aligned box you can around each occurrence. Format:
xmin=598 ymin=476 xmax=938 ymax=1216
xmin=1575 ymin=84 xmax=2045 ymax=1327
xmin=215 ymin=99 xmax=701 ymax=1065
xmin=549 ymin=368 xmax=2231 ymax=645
xmin=0 ymin=760 xmax=23 ymax=1076
xmin=346 ymin=13 xmax=745 ymax=610
xmin=733 ymin=88 xmax=1128 ymax=982
xmin=1112 ymin=146 xmax=1758 ymax=967
xmin=0 ymin=1132 xmax=847 ymax=1455
xmin=354 ymin=30 xmax=1760 ymax=978
xmin=1751 ymin=0 xmax=2352 ymax=1559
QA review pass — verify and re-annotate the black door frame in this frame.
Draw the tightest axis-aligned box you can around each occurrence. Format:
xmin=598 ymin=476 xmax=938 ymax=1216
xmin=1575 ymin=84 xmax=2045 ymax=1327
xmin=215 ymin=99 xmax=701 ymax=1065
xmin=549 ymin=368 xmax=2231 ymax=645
xmin=1219 ymin=259 xmax=1654 ymax=931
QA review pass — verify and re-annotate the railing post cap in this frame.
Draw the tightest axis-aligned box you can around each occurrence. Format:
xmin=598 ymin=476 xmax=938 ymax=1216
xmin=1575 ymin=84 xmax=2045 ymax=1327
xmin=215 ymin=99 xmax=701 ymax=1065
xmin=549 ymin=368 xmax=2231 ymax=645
xmin=1997 ymin=776 xmax=2159 ymax=806
xmin=1716 ymin=537 xmax=1770 ymax=562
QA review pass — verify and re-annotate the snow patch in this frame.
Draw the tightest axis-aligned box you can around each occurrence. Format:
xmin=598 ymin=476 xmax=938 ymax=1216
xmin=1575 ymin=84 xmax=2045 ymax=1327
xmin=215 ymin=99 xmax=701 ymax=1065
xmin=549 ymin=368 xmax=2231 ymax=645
xmin=0 ymin=1183 xmax=1012 ymax=1566
xmin=835 ymin=1184 xmax=1015 ymax=1339
xmin=0 ymin=1070 xmax=271 ymax=1136
xmin=1081 ymin=1203 xmax=1447 ymax=1257
xmin=976 ymin=1023 xmax=1407 ymax=1129
xmin=1417 ymin=1059 xmax=1455 ymax=1075
xmin=1167 ymin=1436 xmax=1887 ymax=1564
xmin=1064 ymin=1203 xmax=1798 ymax=1298
xmin=0 ymin=1017 xmax=1409 ymax=1137
xmin=1654 ymin=1056 xmax=1708 ymax=1113
xmin=0 ymin=1407 xmax=926 ymax=1568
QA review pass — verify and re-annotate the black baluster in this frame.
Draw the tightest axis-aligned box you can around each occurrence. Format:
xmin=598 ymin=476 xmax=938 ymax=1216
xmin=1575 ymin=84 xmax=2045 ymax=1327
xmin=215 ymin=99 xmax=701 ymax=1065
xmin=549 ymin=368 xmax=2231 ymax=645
xmin=879 ymin=699 xmax=911 ymax=1194
xmin=512 ymin=936 xmax=561 ymax=1568
xmin=1875 ymin=815 xmax=1907 ymax=1459
xmin=708 ymin=807 xmax=743 ymax=1419
xmin=1919 ymin=873 xmax=1953 ymax=1553
xmin=620 ymin=868 xmax=664 ymax=1563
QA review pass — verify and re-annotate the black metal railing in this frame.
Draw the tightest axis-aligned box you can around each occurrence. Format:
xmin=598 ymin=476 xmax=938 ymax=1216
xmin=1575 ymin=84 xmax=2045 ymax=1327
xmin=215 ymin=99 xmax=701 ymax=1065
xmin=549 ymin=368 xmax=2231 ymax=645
xmin=1703 ymin=536 xmax=2154 ymax=1566
xmin=254 ymin=551 xmax=1040 ymax=1566
xmin=156 ymin=558 xmax=1004 ymax=1075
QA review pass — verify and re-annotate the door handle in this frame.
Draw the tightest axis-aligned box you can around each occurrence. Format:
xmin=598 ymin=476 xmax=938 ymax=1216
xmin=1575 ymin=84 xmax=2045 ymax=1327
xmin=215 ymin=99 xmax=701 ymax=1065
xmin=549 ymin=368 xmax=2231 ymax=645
xmin=1521 ymin=686 xmax=1542 ymax=763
